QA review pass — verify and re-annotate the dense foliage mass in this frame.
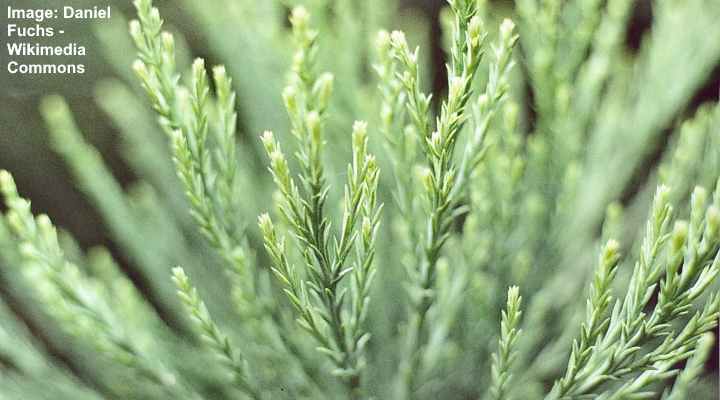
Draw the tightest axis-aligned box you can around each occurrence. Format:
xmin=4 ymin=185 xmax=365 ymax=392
xmin=1 ymin=0 xmax=719 ymax=399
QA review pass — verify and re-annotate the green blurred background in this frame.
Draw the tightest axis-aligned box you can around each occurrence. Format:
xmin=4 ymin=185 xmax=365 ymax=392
xmin=1 ymin=0 xmax=436 ymax=248
xmin=1 ymin=0 xmax=718 ymax=378
xmin=4 ymin=0 xmax=717 ymax=259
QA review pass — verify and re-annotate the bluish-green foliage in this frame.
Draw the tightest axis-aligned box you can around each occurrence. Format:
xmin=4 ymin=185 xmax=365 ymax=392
xmin=1 ymin=0 xmax=719 ymax=399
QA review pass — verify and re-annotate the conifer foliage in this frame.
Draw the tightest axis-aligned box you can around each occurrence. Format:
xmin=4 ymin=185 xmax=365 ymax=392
xmin=1 ymin=0 xmax=719 ymax=399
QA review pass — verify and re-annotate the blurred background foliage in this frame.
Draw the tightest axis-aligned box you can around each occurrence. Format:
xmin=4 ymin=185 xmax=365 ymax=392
xmin=1 ymin=0 xmax=439 ymax=253
xmin=0 ymin=0 xmax=719 ymax=397
xmin=2 ymin=0 xmax=718 ymax=254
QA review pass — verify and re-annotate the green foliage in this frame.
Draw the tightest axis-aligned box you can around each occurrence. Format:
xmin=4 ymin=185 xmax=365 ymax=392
xmin=1 ymin=0 xmax=719 ymax=399
xmin=489 ymin=286 xmax=522 ymax=400
xmin=172 ymin=267 xmax=259 ymax=398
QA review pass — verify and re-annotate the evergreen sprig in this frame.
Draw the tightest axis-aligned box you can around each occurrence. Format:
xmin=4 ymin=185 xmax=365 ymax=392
xmin=0 ymin=171 xmax=185 ymax=396
xmin=172 ymin=267 xmax=259 ymax=399
xmin=258 ymin=7 xmax=382 ymax=397
xmin=489 ymin=286 xmax=523 ymax=400
xmin=664 ymin=332 xmax=715 ymax=400
xmin=389 ymin=2 xmax=520 ymax=396
xmin=556 ymin=240 xmax=621 ymax=394
xmin=549 ymin=182 xmax=720 ymax=399
xmin=131 ymin=0 xmax=250 ymax=284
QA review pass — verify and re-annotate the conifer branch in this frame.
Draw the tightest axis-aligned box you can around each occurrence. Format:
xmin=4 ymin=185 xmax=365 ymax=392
xmin=489 ymin=286 xmax=523 ymax=400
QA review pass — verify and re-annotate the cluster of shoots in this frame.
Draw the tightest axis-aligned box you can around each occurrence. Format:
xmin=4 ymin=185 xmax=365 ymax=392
xmin=0 ymin=0 xmax=718 ymax=399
